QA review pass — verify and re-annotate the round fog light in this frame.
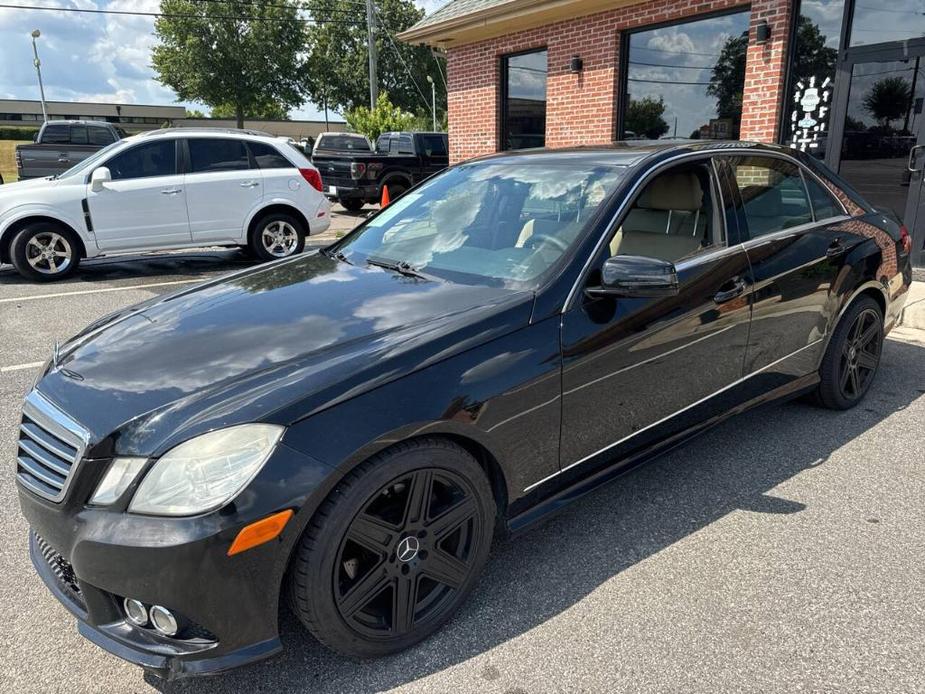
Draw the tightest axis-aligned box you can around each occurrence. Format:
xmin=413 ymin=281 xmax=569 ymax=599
xmin=123 ymin=598 xmax=148 ymax=627
xmin=149 ymin=605 xmax=179 ymax=636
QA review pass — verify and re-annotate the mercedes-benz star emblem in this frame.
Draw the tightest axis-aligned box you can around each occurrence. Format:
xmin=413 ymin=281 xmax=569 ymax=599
xmin=396 ymin=536 xmax=420 ymax=563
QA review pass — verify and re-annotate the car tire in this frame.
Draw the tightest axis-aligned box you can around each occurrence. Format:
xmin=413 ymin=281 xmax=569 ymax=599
xmin=384 ymin=182 xmax=407 ymax=200
xmin=10 ymin=222 xmax=81 ymax=282
xmin=339 ymin=197 xmax=365 ymax=212
xmin=287 ymin=438 xmax=495 ymax=658
xmin=248 ymin=212 xmax=306 ymax=262
xmin=815 ymin=295 xmax=884 ymax=410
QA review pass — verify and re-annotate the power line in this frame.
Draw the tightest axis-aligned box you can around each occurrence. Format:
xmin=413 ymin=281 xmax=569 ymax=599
xmin=0 ymin=2 xmax=364 ymax=23
xmin=374 ymin=5 xmax=431 ymax=113
xmin=630 ymin=45 xmax=720 ymax=58
xmin=627 ymin=77 xmax=712 ymax=86
xmin=629 ymin=60 xmax=714 ymax=70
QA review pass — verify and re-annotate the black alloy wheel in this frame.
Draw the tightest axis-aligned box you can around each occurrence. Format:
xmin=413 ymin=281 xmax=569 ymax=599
xmin=288 ymin=439 xmax=494 ymax=657
xmin=816 ymin=296 xmax=884 ymax=409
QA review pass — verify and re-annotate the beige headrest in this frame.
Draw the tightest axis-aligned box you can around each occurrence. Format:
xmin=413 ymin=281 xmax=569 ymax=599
xmin=638 ymin=172 xmax=703 ymax=211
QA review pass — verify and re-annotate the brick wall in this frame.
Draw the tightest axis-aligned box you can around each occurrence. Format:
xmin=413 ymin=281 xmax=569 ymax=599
xmin=445 ymin=0 xmax=793 ymax=163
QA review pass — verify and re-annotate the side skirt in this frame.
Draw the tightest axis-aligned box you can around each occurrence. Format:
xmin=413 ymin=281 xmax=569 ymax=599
xmin=505 ymin=373 xmax=819 ymax=536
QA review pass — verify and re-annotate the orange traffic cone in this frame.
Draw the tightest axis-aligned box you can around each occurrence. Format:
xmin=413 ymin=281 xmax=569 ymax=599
xmin=380 ymin=184 xmax=390 ymax=209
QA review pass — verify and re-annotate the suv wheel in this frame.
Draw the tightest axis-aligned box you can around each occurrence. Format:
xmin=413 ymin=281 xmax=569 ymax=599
xmin=249 ymin=212 xmax=305 ymax=262
xmin=815 ymin=295 xmax=884 ymax=409
xmin=11 ymin=223 xmax=80 ymax=281
xmin=288 ymin=438 xmax=495 ymax=658
xmin=339 ymin=197 xmax=365 ymax=212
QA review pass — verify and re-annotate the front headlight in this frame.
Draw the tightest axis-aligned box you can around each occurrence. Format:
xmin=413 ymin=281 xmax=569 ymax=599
xmin=128 ymin=424 xmax=284 ymax=516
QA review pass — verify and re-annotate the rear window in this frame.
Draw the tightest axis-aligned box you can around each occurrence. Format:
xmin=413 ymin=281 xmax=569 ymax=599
xmin=316 ymin=134 xmax=370 ymax=152
xmin=188 ymin=138 xmax=250 ymax=173
xmin=41 ymin=124 xmax=69 ymax=144
xmin=249 ymin=142 xmax=293 ymax=169
xmin=70 ymin=126 xmax=88 ymax=145
xmin=88 ymin=127 xmax=116 ymax=146
xmin=420 ymin=135 xmax=447 ymax=157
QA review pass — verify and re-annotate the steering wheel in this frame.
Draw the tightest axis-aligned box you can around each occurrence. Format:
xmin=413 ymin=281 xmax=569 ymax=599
xmin=527 ymin=232 xmax=570 ymax=253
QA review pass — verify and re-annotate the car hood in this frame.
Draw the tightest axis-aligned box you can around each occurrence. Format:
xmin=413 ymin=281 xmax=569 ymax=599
xmin=36 ymin=252 xmax=533 ymax=456
xmin=0 ymin=177 xmax=57 ymax=196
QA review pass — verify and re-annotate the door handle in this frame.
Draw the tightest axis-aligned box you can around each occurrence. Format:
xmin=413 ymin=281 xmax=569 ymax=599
xmin=826 ymin=239 xmax=847 ymax=258
xmin=240 ymin=181 xmax=260 ymax=188
xmin=161 ymin=188 xmax=183 ymax=195
xmin=714 ymin=277 xmax=748 ymax=304
xmin=908 ymin=144 xmax=925 ymax=172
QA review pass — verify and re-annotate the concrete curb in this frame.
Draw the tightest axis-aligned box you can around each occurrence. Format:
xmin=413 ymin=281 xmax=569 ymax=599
xmin=898 ymin=280 xmax=925 ymax=330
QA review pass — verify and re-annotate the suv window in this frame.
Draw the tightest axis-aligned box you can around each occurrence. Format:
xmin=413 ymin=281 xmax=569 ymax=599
xmin=804 ymin=174 xmax=843 ymax=221
xmin=249 ymin=141 xmax=293 ymax=169
xmin=727 ymin=156 xmax=813 ymax=238
xmin=188 ymin=138 xmax=250 ymax=173
xmin=70 ymin=126 xmax=89 ymax=145
xmin=42 ymin=124 xmax=70 ymax=145
xmin=106 ymin=140 xmax=177 ymax=180
xmin=420 ymin=135 xmax=447 ymax=157
xmin=88 ymin=126 xmax=115 ymax=146
xmin=397 ymin=135 xmax=414 ymax=155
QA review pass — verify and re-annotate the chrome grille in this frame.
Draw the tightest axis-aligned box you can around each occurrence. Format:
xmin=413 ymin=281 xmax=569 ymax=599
xmin=16 ymin=391 xmax=89 ymax=502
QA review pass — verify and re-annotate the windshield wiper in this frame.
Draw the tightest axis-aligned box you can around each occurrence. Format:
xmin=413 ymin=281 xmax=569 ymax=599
xmin=321 ymin=247 xmax=353 ymax=265
xmin=366 ymin=256 xmax=428 ymax=280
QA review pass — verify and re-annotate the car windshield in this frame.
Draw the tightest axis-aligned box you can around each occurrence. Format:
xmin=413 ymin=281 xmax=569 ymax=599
xmin=56 ymin=140 xmax=125 ymax=179
xmin=316 ymin=134 xmax=371 ymax=151
xmin=334 ymin=160 xmax=627 ymax=288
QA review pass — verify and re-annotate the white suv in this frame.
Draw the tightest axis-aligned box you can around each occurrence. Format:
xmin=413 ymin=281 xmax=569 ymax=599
xmin=0 ymin=128 xmax=331 ymax=281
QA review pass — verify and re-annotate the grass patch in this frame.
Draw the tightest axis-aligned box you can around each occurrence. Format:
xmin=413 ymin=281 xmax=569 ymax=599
xmin=0 ymin=141 xmax=28 ymax=183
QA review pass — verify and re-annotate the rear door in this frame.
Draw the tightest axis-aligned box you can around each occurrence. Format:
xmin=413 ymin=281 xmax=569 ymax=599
xmin=88 ymin=138 xmax=191 ymax=250
xmin=182 ymin=137 xmax=263 ymax=244
xmin=720 ymin=154 xmax=852 ymax=377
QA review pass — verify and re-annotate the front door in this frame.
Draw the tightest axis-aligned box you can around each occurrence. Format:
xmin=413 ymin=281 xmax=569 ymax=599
xmin=559 ymin=158 xmax=753 ymax=485
xmin=87 ymin=138 xmax=191 ymax=250
xmin=829 ymin=44 xmax=925 ymax=266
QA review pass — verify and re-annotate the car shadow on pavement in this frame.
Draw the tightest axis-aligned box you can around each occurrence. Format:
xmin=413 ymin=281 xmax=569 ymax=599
xmin=149 ymin=337 xmax=925 ymax=694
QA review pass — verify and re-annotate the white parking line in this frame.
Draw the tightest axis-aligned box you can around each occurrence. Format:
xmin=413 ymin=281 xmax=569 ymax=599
xmin=0 ymin=361 xmax=44 ymax=374
xmin=0 ymin=278 xmax=203 ymax=304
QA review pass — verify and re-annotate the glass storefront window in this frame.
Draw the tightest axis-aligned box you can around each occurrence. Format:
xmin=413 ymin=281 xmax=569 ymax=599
xmin=621 ymin=9 xmax=750 ymax=141
xmin=783 ymin=0 xmax=845 ymax=157
xmin=850 ymin=2 xmax=925 ymax=47
xmin=501 ymin=49 xmax=547 ymax=150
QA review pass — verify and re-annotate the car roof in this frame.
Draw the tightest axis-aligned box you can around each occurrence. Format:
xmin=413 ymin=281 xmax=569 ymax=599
xmin=42 ymin=120 xmax=113 ymax=127
xmin=136 ymin=127 xmax=279 ymax=142
xmin=463 ymin=140 xmax=798 ymax=168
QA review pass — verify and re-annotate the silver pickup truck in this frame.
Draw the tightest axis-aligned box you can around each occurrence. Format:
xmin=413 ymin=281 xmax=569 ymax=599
xmin=15 ymin=120 xmax=127 ymax=180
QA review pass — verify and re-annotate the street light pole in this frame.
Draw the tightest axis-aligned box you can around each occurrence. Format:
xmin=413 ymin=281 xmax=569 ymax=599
xmin=365 ymin=0 xmax=378 ymax=109
xmin=426 ymin=75 xmax=436 ymax=131
xmin=30 ymin=29 xmax=48 ymax=123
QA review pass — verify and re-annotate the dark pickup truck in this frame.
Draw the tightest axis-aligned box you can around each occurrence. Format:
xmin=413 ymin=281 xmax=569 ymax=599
xmin=15 ymin=120 xmax=127 ymax=180
xmin=312 ymin=131 xmax=449 ymax=211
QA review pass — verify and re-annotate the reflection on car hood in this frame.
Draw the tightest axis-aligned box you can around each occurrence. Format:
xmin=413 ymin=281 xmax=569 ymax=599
xmin=36 ymin=252 xmax=533 ymax=456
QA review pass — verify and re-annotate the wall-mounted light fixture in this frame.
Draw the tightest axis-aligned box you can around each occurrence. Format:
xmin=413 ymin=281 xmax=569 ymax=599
xmin=570 ymin=55 xmax=583 ymax=73
xmin=756 ymin=19 xmax=771 ymax=44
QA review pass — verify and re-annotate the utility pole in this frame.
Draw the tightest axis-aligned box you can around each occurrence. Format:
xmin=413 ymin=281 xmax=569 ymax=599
xmin=427 ymin=75 xmax=436 ymax=130
xmin=30 ymin=29 xmax=48 ymax=123
xmin=366 ymin=0 xmax=378 ymax=109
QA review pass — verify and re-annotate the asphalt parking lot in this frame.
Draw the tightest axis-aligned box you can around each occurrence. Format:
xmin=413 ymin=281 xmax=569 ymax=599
xmin=1 ymin=214 xmax=924 ymax=692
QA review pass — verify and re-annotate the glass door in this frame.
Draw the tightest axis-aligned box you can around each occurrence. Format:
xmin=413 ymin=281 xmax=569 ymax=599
xmin=829 ymin=45 xmax=925 ymax=266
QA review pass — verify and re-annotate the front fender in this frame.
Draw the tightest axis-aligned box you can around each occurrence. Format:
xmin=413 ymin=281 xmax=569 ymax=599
xmin=0 ymin=203 xmax=91 ymax=251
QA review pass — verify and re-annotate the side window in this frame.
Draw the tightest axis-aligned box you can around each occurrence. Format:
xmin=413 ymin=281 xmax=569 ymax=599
xmin=375 ymin=135 xmax=390 ymax=153
xmin=106 ymin=140 xmax=177 ymax=181
xmin=729 ymin=156 xmax=813 ymax=238
xmin=88 ymin=127 xmax=115 ymax=146
xmin=803 ymin=173 xmax=843 ymax=221
xmin=70 ymin=126 xmax=88 ymax=145
xmin=421 ymin=135 xmax=447 ymax=157
xmin=608 ymin=163 xmax=717 ymax=262
xmin=388 ymin=137 xmax=401 ymax=154
xmin=188 ymin=138 xmax=250 ymax=173
xmin=248 ymin=141 xmax=293 ymax=169
xmin=397 ymin=135 xmax=414 ymax=155
xmin=42 ymin=124 xmax=70 ymax=145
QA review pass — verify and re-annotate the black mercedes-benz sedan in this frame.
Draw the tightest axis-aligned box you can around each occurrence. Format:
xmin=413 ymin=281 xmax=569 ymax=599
xmin=16 ymin=142 xmax=912 ymax=678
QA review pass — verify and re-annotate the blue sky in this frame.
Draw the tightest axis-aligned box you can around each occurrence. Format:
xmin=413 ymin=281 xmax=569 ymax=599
xmin=0 ymin=0 xmax=445 ymax=121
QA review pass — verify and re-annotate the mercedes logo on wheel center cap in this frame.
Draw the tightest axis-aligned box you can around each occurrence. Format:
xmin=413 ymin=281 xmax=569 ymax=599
xmin=397 ymin=536 xmax=420 ymax=563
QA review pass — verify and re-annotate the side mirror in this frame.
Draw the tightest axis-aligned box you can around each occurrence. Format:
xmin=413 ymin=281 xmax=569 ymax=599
xmin=90 ymin=167 xmax=111 ymax=192
xmin=586 ymin=254 xmax=680 ymax=298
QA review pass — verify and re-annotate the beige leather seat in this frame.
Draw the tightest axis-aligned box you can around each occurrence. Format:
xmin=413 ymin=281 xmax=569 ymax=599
xmin=610 ymin=171 xmax=707 ymax=261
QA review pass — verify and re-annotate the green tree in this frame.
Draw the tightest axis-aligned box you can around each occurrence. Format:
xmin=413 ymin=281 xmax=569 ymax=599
xmin=345 ymin=92 xmax=416 ymax=141
xmin=301 ymin=0 xmax=446 ymax=120
xmin=707 ymin=31 xmax=749 ymax=135
xmin=211 ymin=101 xmax=290 ymax=120
xmin=152 ymin=0 xmax=304 ymax=128
xmin=624 ymin=96 xmax=669 ymax=139
xmin=185 ymin=108 xmax=206 ymax=118
xmin=791 ymin=16 xmax=838 ymax=85
xmin=863 ymin=76 xmax=913 ymax=130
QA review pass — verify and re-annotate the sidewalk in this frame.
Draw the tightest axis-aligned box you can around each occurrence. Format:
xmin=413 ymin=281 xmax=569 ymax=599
xmin=900 ymin=279 xmax=925 ymax=330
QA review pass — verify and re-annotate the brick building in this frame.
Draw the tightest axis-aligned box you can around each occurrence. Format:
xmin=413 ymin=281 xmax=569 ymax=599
xmin=400 ymin=0 xmax=925 ymax=265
